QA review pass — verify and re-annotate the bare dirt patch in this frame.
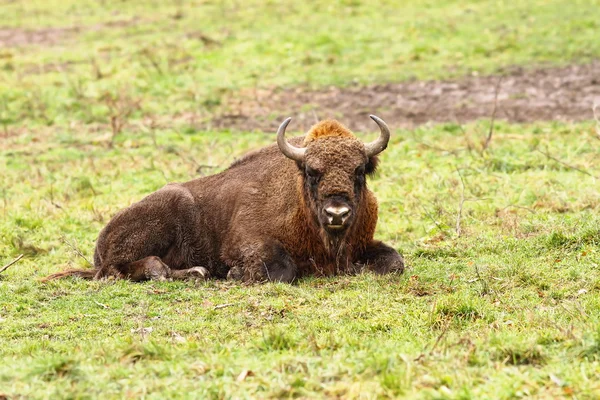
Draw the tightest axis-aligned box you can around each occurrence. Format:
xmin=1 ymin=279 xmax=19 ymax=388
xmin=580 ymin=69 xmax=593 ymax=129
xmin=0 ymin=27 xmax=80 ymax=48
xmin=0 ymin=18 xmax=140 ymax=48
xmin=213 ymin=62 xmax=600 ymax=132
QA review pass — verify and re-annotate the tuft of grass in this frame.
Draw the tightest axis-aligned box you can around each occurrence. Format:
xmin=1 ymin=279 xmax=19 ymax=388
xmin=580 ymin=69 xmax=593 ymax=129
xmin=29 ymin=356 xmax=80 ymax=382
xmin=256 ymin=330 xmax=299 ymax=352
xmin=543 ymin=228 xmax=600 ymax=251
xmin=494 ymin=343 xmax=547 ymax=366
xmin=580 ymin=325 xmax=600 ymax=361
xmin=119 ymin=341 xmax=173 ymax=364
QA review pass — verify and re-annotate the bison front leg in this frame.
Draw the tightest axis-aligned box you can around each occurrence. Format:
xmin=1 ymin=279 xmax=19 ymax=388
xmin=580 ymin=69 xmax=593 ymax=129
xmin=358 ymin=240 xmax=404 ymax=275
xmin=120 ymin=256 xmax=171 ymax=281
xmin=170 ymin=267 xmax=210 ymax=280
xmin=115 ymin=256 xmax=209 ymax=281
xmin=226 ymin=240 xmax=298 ymax=283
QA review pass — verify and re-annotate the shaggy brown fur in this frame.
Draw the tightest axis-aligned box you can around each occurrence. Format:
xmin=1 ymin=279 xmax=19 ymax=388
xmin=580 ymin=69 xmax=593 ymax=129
xmin=45 ymin=119 xmax=404 ymax=283
xmin=304 ymin=119 xmax=355 ymax=142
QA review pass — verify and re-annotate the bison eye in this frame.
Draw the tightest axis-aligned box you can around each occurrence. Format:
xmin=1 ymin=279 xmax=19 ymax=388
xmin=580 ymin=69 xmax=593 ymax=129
xmin=355 ymin=165 xmax=366 ymax=177
xmin=305 ymin=166 xmax=322 ymax=187
xmin=354 ymin=165 xmax=366 ymax=189
xmin=306 ymin=166 xmax=322 ymax=179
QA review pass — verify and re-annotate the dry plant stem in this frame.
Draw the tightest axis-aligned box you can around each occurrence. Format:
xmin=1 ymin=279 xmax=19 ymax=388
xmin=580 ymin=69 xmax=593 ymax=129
xmin=60 ymin=235 xmax=93 ymax=267
xmin=141 ymin=49 xmax=163 ymax=75
xmin=482 ymin=76 xmax=503 ymax=152
xmin=455 ymin=167 xmax=467 ymax=238
xmin=214 ymin=303 xmax=235 ymax=310
xmin=537 ymin=148 xmax=598 ymax=179
xmin=421 ymin=205 xmax=449 ymax=236
xmin=499 ymin=204 xmax=536 ymax=214
xmin=474 ymin=264 xmax=491 ymax=295
xmin=593 ymin=103 xmax=600 ymax=139
xmin=311 ymin=109 xmax=320 ymax=124
xmin=1 ymin=188 xmax=6 ymax=217
xmin=56 ymin=63 xmax=85 ymax=100
xmin=411 ymin=130 xmax=465 ymax=155
xmin=414 ymin=319 xmax=451 ymax=362
xmin=105 ymin=93 xmax=141 ymax=148
xmin=428 ymin=320 xmax=451 ymax=355
xmin=0 ymin=254 xmax=24 ymax=274
xmin=137 ymin=301 xmax=149 ymax=341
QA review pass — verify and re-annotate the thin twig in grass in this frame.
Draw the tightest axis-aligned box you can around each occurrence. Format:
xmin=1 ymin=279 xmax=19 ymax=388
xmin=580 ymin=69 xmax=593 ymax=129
xmin=0 ymin=254 xmax=24 ymax=274
xmin=25 ymin=87 xmax=54 ymax=125
xmin=558 ymin=301 xmax=589 ymax=322
xmin=263 ymin=261 xmax=271 ymax=282
xmin=537 ymin=148 xmax=598 ymax=179
xmin=474 ymin=264 xmax=490 ymax=296
xmin=311 ymin=109 xmax=320 ymax=124
xmin=60 ymin=235 xmax=93 ymax=267
xmin=410 ymin=129 xmax=466 ymax=156
xmin=455 ymin=166 xmax=467 ymax=238
xmin=56 ymin=63 xmax=86 ymax=100
xmin=140 ymin=49 xmax=164 ymax=75
xmin=452 ymin=164 xmax=499 ymax=238
xmin=214 ymin=303 xmax=235 ymax=310
xmin=421 ymin=205 xmax=450 ymax=236
xmin=498 ymin=204 xmax=537 ymax=214
xmin=428 ymin=319 xmax=451 ymax=355
xmin=146 ymin=117 xmax=159 ymax=149
xmin=0 ymin=96 xmax=10 ymax=138
xmin=48 ymin=182 xmax=65 ymax=211
xmin=170 ymin=147 xmax=218 ymax=175
xmin=482 ymin=77 xmax=503 ymax=152
xmin=428 ymin=299 xmax=438 ymax=326
xmin=102 ymin=91 xmax=142 ymax=148
xmin=547 ymin=320 xmax=578 ymax=341
xmin=1 ymin=188 xmax=6 ymax=218
xmin=1 ymin=120 xmax=8 ymax=138
xmin=415 ymin=318 xmax=451 ymax=362
xmin=94 ymin=300 xmax=109 ymax=309
xmin=90 ymin=57 xmax=104 ymax=80
xmin=453 ymin=116 xmax=476 ymax=154
xmin=593 ymin=102 xmax=600 ymax=140
xmin=135 ymin=301 xmax=150 ymax=341
xmin=252 ymin=76 xmax=265 ymax=113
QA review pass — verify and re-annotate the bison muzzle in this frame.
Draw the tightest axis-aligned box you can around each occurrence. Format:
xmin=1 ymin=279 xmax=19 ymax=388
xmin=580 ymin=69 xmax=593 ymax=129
xmin=45 ymin=116 xmax=404 ymax=283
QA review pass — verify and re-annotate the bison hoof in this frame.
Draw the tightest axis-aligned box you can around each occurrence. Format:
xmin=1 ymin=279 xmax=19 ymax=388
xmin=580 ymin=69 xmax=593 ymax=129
xmin=372 ymin=257 xmax=405 ymax=275
xmin=187 ymin=266 xmax=209 ymax=280
xmin=144 ymin=261 xmax=171 ymax=281
xmin=169 ymin=266 xmax=210 ymax=281
xmin=226 ymin=266 xmax=244 ymax=281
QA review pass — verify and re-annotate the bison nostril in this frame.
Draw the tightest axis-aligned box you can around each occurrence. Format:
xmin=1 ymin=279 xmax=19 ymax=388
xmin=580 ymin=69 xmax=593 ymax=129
xmin=325 ymin=206 xmax=351 ymax=225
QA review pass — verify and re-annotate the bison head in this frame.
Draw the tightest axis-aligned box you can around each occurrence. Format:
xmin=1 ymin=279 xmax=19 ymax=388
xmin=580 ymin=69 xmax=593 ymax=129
xmin=277 ymin=115 xmax=390 ymax=240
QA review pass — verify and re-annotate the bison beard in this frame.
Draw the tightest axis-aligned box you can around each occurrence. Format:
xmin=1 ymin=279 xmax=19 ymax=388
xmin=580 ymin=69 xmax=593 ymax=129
xmin=44 ymin=116 xmax=405 ymax=283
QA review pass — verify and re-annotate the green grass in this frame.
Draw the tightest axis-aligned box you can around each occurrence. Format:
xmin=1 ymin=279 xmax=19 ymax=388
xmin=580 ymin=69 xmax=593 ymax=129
xmin=2 ymin=120 xmax=600 ymax=398
xmin=2 ymin=0 xmax=600 ymax=398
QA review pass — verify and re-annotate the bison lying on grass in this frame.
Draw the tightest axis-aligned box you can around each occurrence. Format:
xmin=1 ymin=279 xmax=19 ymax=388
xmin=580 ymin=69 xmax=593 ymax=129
xmin=46 ymin=116 xmax=404 ymax=283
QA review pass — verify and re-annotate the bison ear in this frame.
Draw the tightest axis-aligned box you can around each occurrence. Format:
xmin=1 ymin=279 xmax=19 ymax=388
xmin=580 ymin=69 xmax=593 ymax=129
xmin=365 ymin=155 xmax=379 ymax=176
xmin=295 ymin=160 xmax=305 ymax=171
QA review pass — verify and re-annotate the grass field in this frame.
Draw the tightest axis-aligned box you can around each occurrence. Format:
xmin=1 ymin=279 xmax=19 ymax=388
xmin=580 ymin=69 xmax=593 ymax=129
xmin=1 ymin=0 xmax=600 ymax=398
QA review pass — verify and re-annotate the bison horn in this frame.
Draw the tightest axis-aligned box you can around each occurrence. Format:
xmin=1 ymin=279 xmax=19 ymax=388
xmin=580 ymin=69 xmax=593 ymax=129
xmin=364 ymin=115 xmax=391 ymax=157
xmin=277 ymin=117 xmax=306 ymax=161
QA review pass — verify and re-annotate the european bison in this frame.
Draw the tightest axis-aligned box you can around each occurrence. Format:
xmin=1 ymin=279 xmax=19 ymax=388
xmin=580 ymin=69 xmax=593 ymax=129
xmin=45 ymin=116 xmax=404 ymax=283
